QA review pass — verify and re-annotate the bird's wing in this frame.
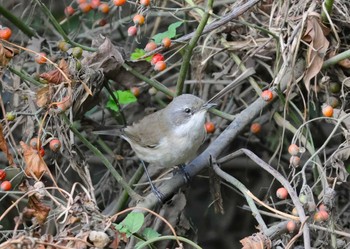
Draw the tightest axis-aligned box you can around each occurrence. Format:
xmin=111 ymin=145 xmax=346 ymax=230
xmin=123 ymin=111 xmax=168 ymax=148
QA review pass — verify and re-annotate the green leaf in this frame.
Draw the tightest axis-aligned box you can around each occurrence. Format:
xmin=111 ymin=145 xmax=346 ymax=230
xmin=142 ymin=228 xmax=160 ymax=240
xmin=123 ymin=212 xmax=144 ymax=234
xmin=153 ymin=21 xmax=183 ymax=44
xmin=106 ymin=90 xmax=137 ymax=113
xmin=130 ymin=48 xmax=152 ymax=62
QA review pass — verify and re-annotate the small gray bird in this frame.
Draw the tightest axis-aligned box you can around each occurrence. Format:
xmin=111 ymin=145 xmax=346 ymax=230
xmin=120 ymin=94 xmax=214 ymax=168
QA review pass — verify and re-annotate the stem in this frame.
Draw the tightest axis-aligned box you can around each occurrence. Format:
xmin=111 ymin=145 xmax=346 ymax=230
xmin=175 ymin=0 xmax=214 ymax=96
xmin=61 ymin=114 xmax=142 ymax=201
xmin=8 ymin=66 xmax=42 ymax=86
xmin=0 ymin=5 xmax=36 ymax=37
xmin=322 ymin=49 xmax=350 ymax=69
xmin=136 ymin=235 xmax=202 ymax=249
xmin=321 ymin=0 xmax=334 ymax=23
xmin=34 ymin=0 xmax=96 ymax=52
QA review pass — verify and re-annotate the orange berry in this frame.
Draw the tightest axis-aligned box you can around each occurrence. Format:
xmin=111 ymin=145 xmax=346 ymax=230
xmin=1 ymin=180 xmax=11 ymax=191
xmin=99 ymin=3 xmax=109 ymax=13
xmin=127 ymin=26 xmax=137 ymax=36
xmin=0 ymin=169 xmax=6 ymax=181
xmin=288 ymin=144 xmax=299 ymax=156
xmin=151 ymin=53 xmax=164 ymax=65
xmin=49 ymin=138 xmax=61 ymax=152
xmin=64 ymin=6 xmax=75 ymax=16
xmin=144 ymin=41 xmax=157 ymax=52
xmin=131 ymin=87 xmax=140 ymax=97
xmin=289 ymin=156 xmax=300 ymax=167
xmin=276 ymin=187 xmax=288 ymax=199
xmin=250 ymin=123 xmax=261 ymax=134
xmin=30 ymin=137 xmax=42 ymax=150
xmin=0 ymin=27 xmax=12 ymax=40
xmin=35 ymin=52 xmax=47 ymax=64
xmin=162 ymin=37 xmax=171 ymax=48
xmin=79 ymin=2 xmax=92 ymax=13
xmin=314 ymin=210 xmax=329 ymax=222
xmin=322 ymin=105 xmax=333 ymax=117
xmin=76 ymin=0 xmax=86 ymax=3
xmin=261 ymin=89 xmax=273 ymax=102
xmin=205 ymin=122 xmax=216 ymax=134
xmin=113 ymin=0 xmax=126 ymax=6
xmin=286 ymin=220 xmax=296 ymax=233
xmin=140 ymin=0 xmax=150 ymax=6
xmin=90 ymin=0 xmax=101 ymax=8
xmin=154 ymin=61 xmax=166 ymax=71
xmin=133 ymin=14 xmax=145 ymax=25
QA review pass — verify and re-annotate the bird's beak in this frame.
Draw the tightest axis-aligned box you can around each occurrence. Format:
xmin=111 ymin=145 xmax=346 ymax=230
xmin=202 ymin=102 xmax=217 ymax=110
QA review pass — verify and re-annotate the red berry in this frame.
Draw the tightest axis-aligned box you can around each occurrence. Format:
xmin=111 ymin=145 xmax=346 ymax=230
xmin=288 ymin=144 xmax=299 ymax=156
xmin=35 ymin=52 xmax=47 ymax=64
xmin=276 ymin=187 xmax=288 ymax=199
xmin=314 ymin=210 xmax=329 ymax=222
xmin=133 ymin=14 xmax=145 ymax=25
xmin=131 ymin=87 xmax=140 ymax=97
xmin=261 ymin=89 xmax=273 ymax=102
xmin=113 ymin=0 xmax=126 ymax=6
xmin=98 ymin=19 xmax=108 ymax=26
xmin=154 ymin=61 xmax=166 ymax=71
xmin=79 ymin=2 xmax=92 ymax=13
xmin=144 ymin=41 xmax=157 ymax=52
xmin=322 ymin=105 xmax=333 ymax=117
xmin=289 ymin=156 xmax=300 ymax=167
xmin=64 ymin=6 xmax=75 ymax=16
xmin=99 ymin=3 xmax=109 ymax=13
xmin=286 ymin=220 xmax=296 ymax=233
xmin=0 ymin=169 xmax=6 ymax=181
xmin=127 ymin=26 xmax=137 ymax=36
xmin=140 ymin=0 xmax=150 ymax=6
xmin=76 ymin=0 xmax=87 ymax=3
xmin=318 ymin=203 xmax=327 ymax=211
xmin=90 ymin=0 xmax=101 ymax=8
xmin=39 ymin=147 xmax=45 ymax=157
xmin=162 ymin=37 xmax=171 ymax=48
xmin=205 ymin=122 xmax=215 ymax=134
xmin=1 ymin=181 xmax=11 ymax=191
xmin=151 ymin=53 xmax=164 ymax=65
xmin=0 ymin=27 xmax=12 ymax=40
xmin=250 ymin=123 xmax=261 ymax=134
xmin=49 ymin=138 xmax=61 ymax=152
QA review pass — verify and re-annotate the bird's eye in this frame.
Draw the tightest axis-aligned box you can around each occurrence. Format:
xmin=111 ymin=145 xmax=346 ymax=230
xmin=184 ymin=107 xmax=191 ymax=114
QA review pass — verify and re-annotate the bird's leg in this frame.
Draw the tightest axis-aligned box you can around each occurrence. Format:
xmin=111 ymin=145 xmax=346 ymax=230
xmin=174 ymin=164 xmax=191 ymax=183
xmin=140 ymin=160 xmax=165 ymax=203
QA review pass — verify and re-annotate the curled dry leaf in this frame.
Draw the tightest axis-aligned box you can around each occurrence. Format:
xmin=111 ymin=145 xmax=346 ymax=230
xmin=302 ymin=15 xmax=330 ymax=91
xmin=240 ymin=233 xmax=271 ymax=249
xmin=0 ymin=124 xmax=15 ymax=166
xmin=36 ymin=86 xmax=51 ymax=108
xmin=28 ymin=195 xmax=50 ymax=225
xmin=40 ymin=59 xmax=70 ymax=84
xmin=21 ymin=141 xmax=47 ymax=179
xmin=0 ymin=43 xmax=18 ymax=67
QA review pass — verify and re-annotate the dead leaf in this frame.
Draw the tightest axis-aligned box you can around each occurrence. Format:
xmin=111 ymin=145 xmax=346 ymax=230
xmin=0 ymin=123 xmax=15 ymax=166
xmin=240 ymin=233 xmax=271 ymax=249
xmin=28 ymin=195 xmax=50 ymax=225
xmin=302 ymin=15 xmax=330 ymax=91
xmin=36 ymin=86 xmax=51 ymax=108
xmin=338 ymin=59 xmax=350 ymax=69
xmin=0 ymin=43 xmax=17 ymax=67
xmin=40 ymin=59 xmax=70 ymax=84
xmin=21 ymin=141 xmax=47 ymax=179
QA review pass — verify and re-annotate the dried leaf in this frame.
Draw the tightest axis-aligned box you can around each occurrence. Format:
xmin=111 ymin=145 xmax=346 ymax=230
xmin=240 ymin=233 xmax=271 ymax=249
xmin=302 ymin=15 xmax=330 ymax=91
xmin=36 ymin=86 xmax=50 ymax=107
xmin=40 ymin=59 xmax=70 ymax=84
xmin=21 ymin=141 xmax=47 ymax=179
xmin=0 ymin=43 xmax=17 ymax=67
xmin=338 ymin=58 xmax=350 ymax=69
xmin=28 ymin=195 xmax=50 ymax=224
xmin=0 ymin=124 xmax=14 ymax=166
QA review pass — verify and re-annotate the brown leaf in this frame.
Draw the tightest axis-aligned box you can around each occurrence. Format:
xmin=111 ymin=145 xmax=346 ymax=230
xmin=0 ymin=124 xmax=14 ymax=166
xmin=338 ymin=58 xmax=350 ymax=68
xmin=28 ymin=195 xmax=50 ymax=224
xmin=240 ymin=233 xmax=271 ymax=249
xmin=302 ymin=15 xmax=330 ymax=91
xmin=0 ymin=43 xmax=17 ymax=67
xmin=21 ymin=141 xmax=47 ymax=179
xmin=40 ymin=59 xmax=69 ymax=84
xmin=36 ymin=86 xmax=51 ymax=107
